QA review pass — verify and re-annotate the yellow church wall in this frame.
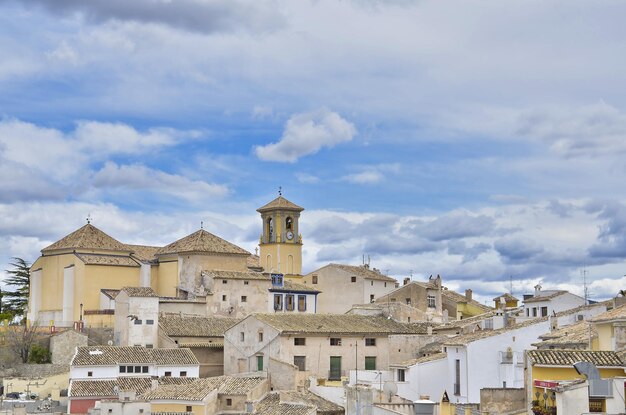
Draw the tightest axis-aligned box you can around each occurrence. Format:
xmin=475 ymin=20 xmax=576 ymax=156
xmin=150 ymin=264 xmax=159 ymax=292
xmin=78 ymin=264 xmax=140 ymax=317
xmin=457 ymin=302 xmax=486 ymax=318
xmin=261 ymin=243 xmax=303 ymax=278
xmin=32 ymin=253 xmax=78 ymax=313
xmin=157 ymin=260 xmax=178 ymax=297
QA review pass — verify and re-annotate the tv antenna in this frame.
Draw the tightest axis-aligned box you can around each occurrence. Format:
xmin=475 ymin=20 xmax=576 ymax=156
xmin=581 ymin=268 xmax=589 ymax=305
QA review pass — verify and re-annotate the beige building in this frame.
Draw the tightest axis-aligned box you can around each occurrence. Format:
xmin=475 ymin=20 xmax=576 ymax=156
xmin=301 ymin=263 xmax=398 ymax=314
xmin=158 ymin=313 xmax=240 ymax=377
xmin=374 ymin=275 xmax=443 ymax=322
xmin=590 ymin=304 xmax=626 ymax=351
xmin=441 ymin=287 xmax=493 ymax=320
xmin=223 ymin=313 xmax=426 ymax=381
xmin=114 ymin=287 xmax=159 ymax=348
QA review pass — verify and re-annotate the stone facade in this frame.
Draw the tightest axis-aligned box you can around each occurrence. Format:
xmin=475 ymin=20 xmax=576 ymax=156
xmin=51 ymin=329 xmax=88 ymax=365
xmin=480 ymin=388 xmax=525 ymax=415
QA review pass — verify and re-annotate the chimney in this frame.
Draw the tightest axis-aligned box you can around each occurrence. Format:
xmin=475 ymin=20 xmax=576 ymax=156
xmin=403 ymin=277 xmax=410 ymax=286
xmin=534 ymin=284 xmax=542 ymax=295
xmin=465 ymin=289 xmax=472 ymax=301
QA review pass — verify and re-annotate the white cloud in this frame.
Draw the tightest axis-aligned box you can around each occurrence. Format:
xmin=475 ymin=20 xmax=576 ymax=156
xmin=296 ymin=172 xmax=320 ymax=184
xmin=342 ymin=170 xmax=383 ymax=184
xmin=255 ymin=109 xmax=356 ymax=162
xmin=251 ymin=105 xmax=274 ymax=120
xmin=92 ymin=162 xmax=228 ymax=201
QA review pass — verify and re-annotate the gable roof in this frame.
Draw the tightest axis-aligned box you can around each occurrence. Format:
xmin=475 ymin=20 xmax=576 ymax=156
xmin=156 ymin=229 xmax=249 ymax=256
xmin=42 ymin=224 xmax=129 ymax=253
xmin=535 ymin=320 xmax=596 ymax=348
xmin=590 ymin=304 xmax=626 ymax=323
xmin=441 ymin=288 xmax=493 ymax=312
xmin=159 ymin=314 xmax=240 ymax=337
xmin=393 ymin=352 xmax=448 ymax=368
xmin=443 ymin=317 xmax=548 ymax=346
xmin=257 ymin=196 xmax=304 ymax=213
xmin=70 ymin=377 xmax=193 ymax=398
xmin=250 ymin=313 xmax=430 ymax=335
xmin=527 ymin=349 xmax=623 ymax=367
xmin=120 ymin=286 xmax=159 ymax=297
xmin=75 ymin=253 xmax=140 ymax=267
xmin=204 ymin=269 xmax=270 ymax=281
xmin=492 ymin=293 xmax=519 ymax=302
xmin=318 ymin=263 xmax=398 ymax=283
xmin=71 ymin=346 xmax=198 ymax=366
xmin=125 ymin=244 xmax=161 ymax=262
xmin=252 ymin=392 xmax=316 ymax=415
xmin=269 ymin=280 xmax=321 ymax=293
xmin=524 ymin=290 xmax=569 ymax=303
xmin=277 ymin=390 xmax=344 ymax=414
xmin=141 ymin=376 xmax=266 ymax=401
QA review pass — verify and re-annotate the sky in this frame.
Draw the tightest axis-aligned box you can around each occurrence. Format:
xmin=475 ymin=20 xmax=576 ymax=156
xmin=1 ymin=0 xmax=626 ymax=306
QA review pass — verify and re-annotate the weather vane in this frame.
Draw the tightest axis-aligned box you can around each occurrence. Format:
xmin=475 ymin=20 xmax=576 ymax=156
xmin=86 ymin=214 xmax=92 ymax=224
xmin=278 ymin=186 xmax=282 ymax=196
xmin=200 ymin=221 xmax=204 ymax=230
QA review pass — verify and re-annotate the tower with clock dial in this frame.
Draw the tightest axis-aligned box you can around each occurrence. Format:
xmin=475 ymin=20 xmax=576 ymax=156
xmin=257 ymin=192 xmax=304 ymax=278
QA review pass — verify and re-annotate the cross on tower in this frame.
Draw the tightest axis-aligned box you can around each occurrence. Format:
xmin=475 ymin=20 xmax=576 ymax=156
xmin=278 ymin=186 xmax=282 ymax=196
xmin=86 ymin=214 xmax=92 ymax=224
xmin=200 ymin=221 xmax=204 ymax=230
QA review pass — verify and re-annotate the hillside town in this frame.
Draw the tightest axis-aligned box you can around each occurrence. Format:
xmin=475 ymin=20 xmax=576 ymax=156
xmin=0 ymin=194 xmax=624 ymax=415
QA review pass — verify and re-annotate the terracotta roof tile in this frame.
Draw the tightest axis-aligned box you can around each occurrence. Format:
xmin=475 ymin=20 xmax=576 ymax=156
xmin=71 ymin=347 xmax=198 ymax=366
xmin=441 ymin=289 xmax=494 ymax=312
xmin=523 ymin=290 xmax=569 ymax=303
xmin=322 ymin=264 xmax=398 ymax=283
xmin=270 ymin=280 xmax=321 ymax=293
xmin=252 ymin=392 xmax=315 ymax=415
xmin=125 ymin=244 xmax=161 ymax=262
xmin=43 ymin=224 xmax=129 ymax=253
xmin=492 ymin=293 xmax=519 ymax=302
xmin=278 ymin=390 xmax=343 ymax=414
xmin=535 ymin=320 xmax=596 ymax=348
xmin=120 ymin=287 xmax=159 ymax=297
xmin=257 ymin=196 xmax=304 ymax=213
xmin=75 ymin=253 xmax=140 ymax=267
xmin=444 ymin=317 xmax=548 ymax=346
xmin=142 ymin=376 xmax=266 ymax=401
xmin=527 ymin=349 xmax=623 ymax=367
xmin=159 ymin=315 xmax=240 ymax=337
xmin=251 ymin=314 xmax=428 ymax=335
xmin=394 ymin=352 xmax=447 ymax=368
xmin=590 ymin=304 xmax=626 ymax=323
xmin=156 ymin=229 xmax=249 ymax=256
xmin=204 ymin=270 xmax=270 ymax=281
xmin=70 ymin=377 xmax=194 ymax=398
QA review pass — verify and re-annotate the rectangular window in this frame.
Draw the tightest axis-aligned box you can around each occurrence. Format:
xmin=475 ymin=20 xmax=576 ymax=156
xmin=180 ymin=371 xmax=187 ymax=377
xmin=384 ymin=282 xmax=387 ymax=287
xmin=222 ymin=295 xmax=227 ymax=301
xmin=532 ymin=308 xmax=537 ymax=317
xmin=541 ymin=306 xmax=548 ymax=317
xmin=244 ymin=281 xmax=249 ymax=285
xmin=257 ymin=355 xmax=264 ymax=371
xmin=146 ymin=344 xmax=153 ymax=349
xmin=294 ymin=356 xmax=306 ymax=371
xmin=134 ymin=366 xmax=141 ymax=373
xmin=120 ymin=366 xmax=126 ymax=373
xmin=297 ymin=295 xmax=306 ymax=311
xmin=397 ymin=369 xmax=405 ymax=382
xmin=526 ymin=308 xmax=530 ymax=317
xmin=146 ymin=319 xmax=154 ymax=325
xmin=142 ymin=366 xmax=149 ymax=373
xmin=134 ymin=319 xmax=142 ymax=325
xmin=165 ymin=371 xmax=171 ymax=377
xmin=241 ymin=295 xmax=247 ymax=302
xmin=370 ymin=294 xmax=375 ymax=302
xmin=312 ymin=275 xmax=318 ymax=284
xmin=365 ymin=356 xmax=376 ymax=370
xmin=365 ymin=338 xmax=376 ymax=346
xmin=226 ymin=399 xmax=232 ymax=406
xmin=427 ymin=295 xmax=436 ymax=308
xmin=127 ymin=366 xmax=134 ymax=373
xmin=294 ymin=337 xmax=306 ymax=346
xmin=222 ymin=280 xmax=227 ymax=284
xmin=351 ymin=276 xmax=356 ymax=283
xmin=274 ymin=294 xmax=283 ymax=311
xmin=88 ymin=371 xmax=93 ymax=377
xmin=186 ymin=406 xmax=192 ymax=412
xmin=240 ymin=332 xmax=245 ymax=342
xmin=371 ymin=281 xmax=373 ymax=286
xmin=258 ymin=332 xmax=264 ymax=342
xmin=330 ymin=338 xmax=341 ymax=346
xmin=286 ymin=294 xmax=295 ymax=311
xmin=454 ymin=359 xmax=461 ymax=395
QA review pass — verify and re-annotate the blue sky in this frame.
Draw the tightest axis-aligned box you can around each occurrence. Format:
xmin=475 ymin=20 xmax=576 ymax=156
xmin=1 ymin=0 xmax=626 ymax=305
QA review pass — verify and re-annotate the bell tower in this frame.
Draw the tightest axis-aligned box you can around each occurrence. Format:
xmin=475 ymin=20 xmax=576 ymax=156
xmin=257 ymin=191 xmax=304 ymax=278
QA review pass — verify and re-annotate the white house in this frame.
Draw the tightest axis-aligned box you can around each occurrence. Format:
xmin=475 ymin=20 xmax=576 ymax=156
xmin=442 ymin=318 xmax=551 ymax=404
xmin=522 ymin=285 xmax=586 ymax=318
xmin=268 ymin=278 xmax=320 ymax=313
xmin=114 ymin=287 xmax=160 ymax=347
xmin=69 ymin=346 xmax=200 ymax=413
xmin=390 ymin=352 xmax=448 ymax=402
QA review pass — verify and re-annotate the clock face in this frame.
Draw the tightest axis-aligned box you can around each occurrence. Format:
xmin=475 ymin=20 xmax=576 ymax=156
xmin=286 ymin=231 xmax=294 ymax=240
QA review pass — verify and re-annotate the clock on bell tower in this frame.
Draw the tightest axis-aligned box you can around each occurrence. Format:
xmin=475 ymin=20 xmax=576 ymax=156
xmin=257 ymin=191 xmax=304 ymax=278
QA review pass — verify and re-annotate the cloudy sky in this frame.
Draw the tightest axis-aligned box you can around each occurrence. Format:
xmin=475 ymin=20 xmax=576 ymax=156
xmin=1 ymin=0 xmax=626 ymax=305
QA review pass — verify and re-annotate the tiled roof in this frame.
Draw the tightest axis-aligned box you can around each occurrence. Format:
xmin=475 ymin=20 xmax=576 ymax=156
xmin=75 ymin=253 xmax=140 ymax=267
xmin=252 ymin=392 xmax=315 ymax=415
xmin=101 ymin=289 xmax=121 ymax=300
xmin=394 ymin=352 xmax=447 ymax=368
xmin=177 ymin=342 xmax=224 ymax=348
xmin=159 ymin=314 xmax=240 ymax=337
xmin=251 ymin=314 xmax=429 ymax=335
xmin=125 ymin=244 xmax=161 ymax=262
xmin=247 ymin=254 xmax=262 ymax=270
xmin=523 ymin=290 xmax=568 ymax=303
xmin=142 ymin=376 xmax=266 ymax=401
xmin=204 ymin=270 xmax=270 ymax=281
xmin=590 ymin=304 xmax=626 ymax=323
xmin=257 ymin=196 xmax=304 ymax=213
xmin=434 ymin=310 xmax=499 ymax=331
xmin=72 ymin=347 xmax=198 ymax=366
xmin=156 ymin=229 xmax=249 ymax=256
xmin=443 ymin=317 xmax=548 ymax=346
xmin=6 ymin=363 xmax=69 ymax=378
xmin=554 ymin=301 xmax=609 ymax=317
xmin=527 ymin=349 xmax=624 ymax=367
xmin=326 ymin=264 xmax=398 ymax=283
xmin=441 ymin=289 xmax=494 ymax=312
xmin=43 ymin=224 xmax=129 ymax=253
xmin=270 ymin=280 xmax=321 ymax=293
xmin=70 ymin=377 xmax=193 ymax=398
xmin=278 ymin=390 xmax=343 ymax=414
xmin=492 ymin=293 xmax=518 ymax=302
xmin=535 ymin=320 xmax=595 ymax=348
xmin=121 ymin=287 xmax=159 ymax=297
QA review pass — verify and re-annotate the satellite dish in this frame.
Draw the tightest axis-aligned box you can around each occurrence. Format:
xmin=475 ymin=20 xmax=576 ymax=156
xmin=383 ymin=381 xmax=398 ymax=403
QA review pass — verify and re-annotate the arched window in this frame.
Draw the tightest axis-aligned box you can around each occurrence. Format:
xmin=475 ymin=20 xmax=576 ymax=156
xmin=287 ymin=255 xmax=294 ymax=274
xmin=266 ymin=255 xmax=272 ymax=271
xmin=266 ymin=218 xmax=273 ymax=241
xmin=286 ymin=217 xmax=293 ymax=230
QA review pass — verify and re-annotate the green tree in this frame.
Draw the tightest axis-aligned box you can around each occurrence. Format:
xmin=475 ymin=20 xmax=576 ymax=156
xmin=3 ymin=257 xmax=31 ymax=319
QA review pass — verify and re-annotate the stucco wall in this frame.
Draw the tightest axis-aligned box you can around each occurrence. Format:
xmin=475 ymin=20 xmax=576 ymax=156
xmin=480 ymin=388 xmax=525 ymax=414
xmin=211 ymin=278 xmax=269 ymax=318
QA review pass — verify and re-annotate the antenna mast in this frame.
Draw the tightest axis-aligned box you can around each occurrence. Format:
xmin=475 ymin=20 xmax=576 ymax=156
xmin=581 ymin=268 xmax=589 ymax=305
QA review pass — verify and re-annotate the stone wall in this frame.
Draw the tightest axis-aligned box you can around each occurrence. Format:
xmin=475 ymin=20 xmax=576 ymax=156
xmin=479 ymin=388 xmax=525 ymax=415
xmin=51 ymin=329 xmax=88 ymax=364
